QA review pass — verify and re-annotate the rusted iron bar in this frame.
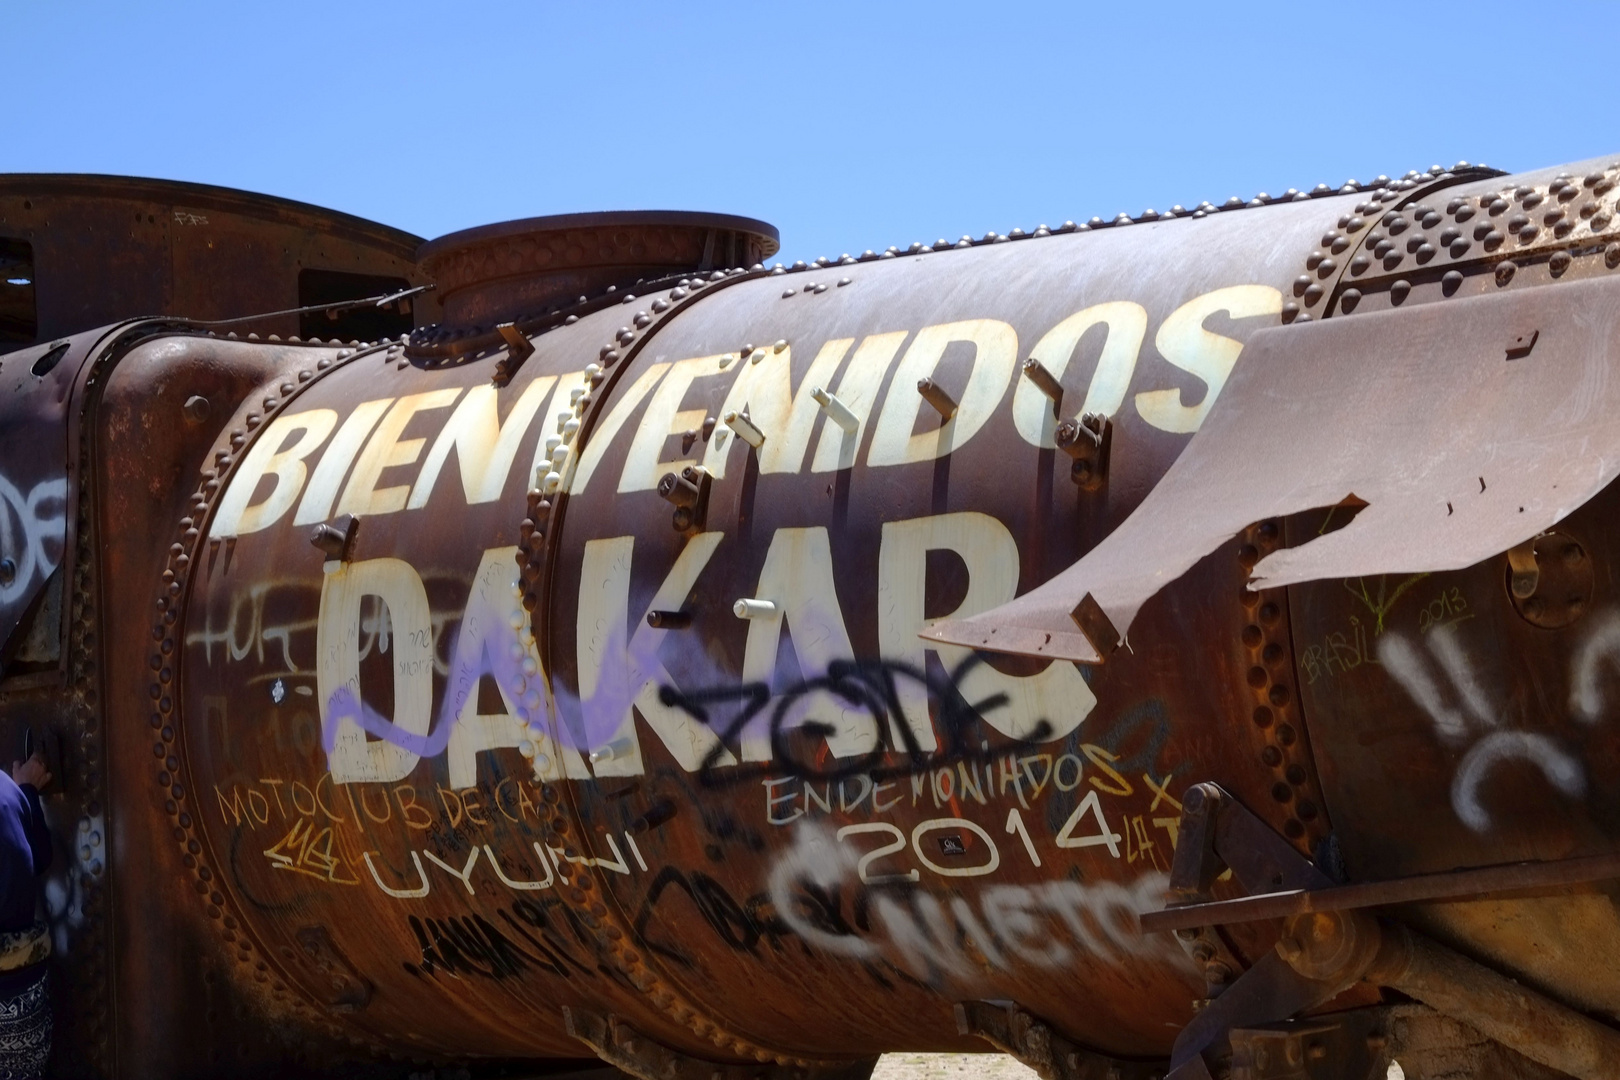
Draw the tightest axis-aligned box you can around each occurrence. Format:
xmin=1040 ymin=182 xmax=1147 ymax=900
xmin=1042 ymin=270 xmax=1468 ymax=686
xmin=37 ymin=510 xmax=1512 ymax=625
xmin=1275 ymin=910 xmax=1620 ymax=1080
xmin=1140 ymin=849 xmax=1620 ymax=934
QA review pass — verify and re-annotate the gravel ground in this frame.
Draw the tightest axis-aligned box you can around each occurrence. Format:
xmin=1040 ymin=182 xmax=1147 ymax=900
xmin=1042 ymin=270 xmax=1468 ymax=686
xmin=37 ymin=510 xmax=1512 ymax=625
xmin=870 ymin=1053 xmax=1040 ymax=1079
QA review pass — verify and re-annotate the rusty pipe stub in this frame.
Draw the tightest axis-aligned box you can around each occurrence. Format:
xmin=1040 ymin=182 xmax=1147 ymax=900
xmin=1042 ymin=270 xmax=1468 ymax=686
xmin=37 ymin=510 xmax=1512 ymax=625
xmin=417 ymin=210 xmax=779 ymax=327
xmin=1274 ymin=909 xmax=1382 ymax=988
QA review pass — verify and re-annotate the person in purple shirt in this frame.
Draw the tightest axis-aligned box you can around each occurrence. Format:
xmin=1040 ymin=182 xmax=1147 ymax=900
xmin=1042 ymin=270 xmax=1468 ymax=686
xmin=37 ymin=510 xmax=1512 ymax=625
xmin=0 ymin=752 xmax=51 ymax=1080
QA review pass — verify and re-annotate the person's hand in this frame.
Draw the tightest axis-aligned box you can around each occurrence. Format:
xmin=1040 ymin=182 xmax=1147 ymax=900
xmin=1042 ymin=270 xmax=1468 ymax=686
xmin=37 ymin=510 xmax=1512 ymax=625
xmin=10 ymin=753 xmax=50 ymax=791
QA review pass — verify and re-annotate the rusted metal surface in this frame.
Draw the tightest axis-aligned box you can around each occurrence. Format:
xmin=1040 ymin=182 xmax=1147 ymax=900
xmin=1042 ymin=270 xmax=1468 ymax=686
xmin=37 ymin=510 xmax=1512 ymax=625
xmin=0 ymin=325 xmax=133 ymax=656
xmin=1142 ymin=848 xmax=1620 ymax=934
xmin=417 ymin=212 xmax=779 ymax=326
xmin=10 ymin=153 xmax=1620 ymax=1080
xmin=0 ymin=174 xmax=426 ymax=350
xmin=927 ymin=266 xmax=1620 ymax=663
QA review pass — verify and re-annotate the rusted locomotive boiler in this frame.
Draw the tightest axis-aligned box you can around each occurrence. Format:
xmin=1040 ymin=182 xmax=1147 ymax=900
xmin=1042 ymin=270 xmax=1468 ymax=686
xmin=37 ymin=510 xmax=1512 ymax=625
xmin=5 ymin=154 xmax=1620 ymax=1080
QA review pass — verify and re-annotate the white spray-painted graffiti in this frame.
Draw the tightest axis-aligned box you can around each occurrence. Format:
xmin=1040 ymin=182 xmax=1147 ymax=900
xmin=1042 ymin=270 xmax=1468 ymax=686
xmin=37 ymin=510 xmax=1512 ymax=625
xmin=764 ymin=823 xmax=1189 ymax=986
xmin=0 ymin=475 xmax=67 ymax=605
xmin=43 ymin=812 xmax=104 ymax=958
xmin=1378 ymin=624 xmax=1585 ymax=832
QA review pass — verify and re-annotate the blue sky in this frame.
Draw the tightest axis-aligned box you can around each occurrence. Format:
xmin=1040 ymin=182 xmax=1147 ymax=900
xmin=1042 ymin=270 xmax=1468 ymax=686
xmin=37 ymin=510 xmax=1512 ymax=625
xmin=9 ymin=2 xmax=1619 ymax=266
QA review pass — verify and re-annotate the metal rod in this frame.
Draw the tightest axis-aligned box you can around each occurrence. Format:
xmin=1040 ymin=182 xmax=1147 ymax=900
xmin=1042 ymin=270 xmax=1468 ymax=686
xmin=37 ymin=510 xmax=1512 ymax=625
xmin=193 ymin=284 xmax=433 ymax=328
xmin=1139 ymin=849 xmax=1620 ymax=934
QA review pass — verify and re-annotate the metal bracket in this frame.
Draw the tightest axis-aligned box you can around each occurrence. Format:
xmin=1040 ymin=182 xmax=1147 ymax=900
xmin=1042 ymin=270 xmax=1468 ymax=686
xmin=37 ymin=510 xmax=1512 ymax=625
xmin=561 ymin=1007 xmax=877 ymax=1080
xmin=493 ymin=322 xmax=535 ymax=385
xmin=1150 ymin=783 xmax=1620 ymax=1080
xmin=1155 ymin=785 xmax=1346 ymax=1078
xmin=954 ymin=1000 xmax=1163 ymax=1080
xmin=308 ymin=513 xmax=359 ymax=564
xmin=1056 ymin=413 xmax=1112 ymax=490
xmin=1167 ymin=784 xmax=1333 ymax=901
xmin=1506 ymin=537 xmax=1540 ymax=598
xmin=657 ymin=465 xmax=713 ymax=535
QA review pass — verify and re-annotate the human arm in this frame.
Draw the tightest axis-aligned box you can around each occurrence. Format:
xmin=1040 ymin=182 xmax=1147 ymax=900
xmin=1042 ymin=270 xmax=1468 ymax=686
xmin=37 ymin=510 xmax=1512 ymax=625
xmin=9 ymin=754 xmax=51 ymax=875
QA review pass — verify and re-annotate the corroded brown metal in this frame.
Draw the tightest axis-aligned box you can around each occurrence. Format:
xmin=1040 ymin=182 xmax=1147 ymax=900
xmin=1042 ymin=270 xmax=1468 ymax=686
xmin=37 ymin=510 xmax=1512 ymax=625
xmin=11 ymin=153 xmax=1620 ymax=1080
xmin=417 ymin=211 xmax=779 ymax=326
xmin=0 ymin=174 xmax=427 ymax=350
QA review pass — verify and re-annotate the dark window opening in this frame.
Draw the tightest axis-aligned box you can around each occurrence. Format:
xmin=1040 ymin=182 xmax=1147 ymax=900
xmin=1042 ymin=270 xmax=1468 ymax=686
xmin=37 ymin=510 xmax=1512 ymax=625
xmin=0 ymin=238 xmax=37 ymax=345
xmin=298 ymin=269 xmax=413 ymax=344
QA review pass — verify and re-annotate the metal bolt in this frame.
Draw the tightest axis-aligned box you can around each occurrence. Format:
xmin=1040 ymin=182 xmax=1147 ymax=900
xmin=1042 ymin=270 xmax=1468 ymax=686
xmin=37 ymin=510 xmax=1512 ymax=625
xmin=811 ymin=387 xmax=859 ymax=433
xmin=182 ymin=396 xmax=210 ymax=425
xmin=733 ymin=598 xmax=779 ymax=620
xmin=917 ymin=378 xmax=958 ymax=420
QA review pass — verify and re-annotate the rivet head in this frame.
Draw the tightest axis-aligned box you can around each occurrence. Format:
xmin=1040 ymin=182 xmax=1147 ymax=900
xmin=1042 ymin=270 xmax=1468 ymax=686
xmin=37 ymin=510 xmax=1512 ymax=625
xmin=1339 ymin=288 xmax=1362 ymax=313
xmin=1442 ymin=270 xmax=1465 ymax=295
xmin=1390 ymin=279 xmax=1411 ymax=305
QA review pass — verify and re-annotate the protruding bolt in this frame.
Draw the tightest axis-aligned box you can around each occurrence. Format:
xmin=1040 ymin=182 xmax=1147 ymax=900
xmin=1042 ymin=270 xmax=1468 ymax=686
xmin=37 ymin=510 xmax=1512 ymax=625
xmin=810 ymin=387 xmax=859 ymax=433
xmin=646 ymin=610 xmax=692 ymax=630
xmin=0 ymin=558 xmax=14 ymax=586
xmin=182 ymin=396 xmax=210 ymax=425
xmin=657 ymin=472 xmax=701 ymax=509
xmin=310 ymin=524 xmax=347 ymax=558
xmin=1021 ymin=358 xmax=1064 ymax=410
xmin=733 ymin=598 xmax=779 ymax=620
xmin=1276 ymin=936 xmax=1303 ymax=962
xmin=724 ymin=411 xmax=765 ymax=449
xmin=588 ymin=738 xmax=634 ymax=764
xmin=917 ymin=377 xmax=958 ymax=420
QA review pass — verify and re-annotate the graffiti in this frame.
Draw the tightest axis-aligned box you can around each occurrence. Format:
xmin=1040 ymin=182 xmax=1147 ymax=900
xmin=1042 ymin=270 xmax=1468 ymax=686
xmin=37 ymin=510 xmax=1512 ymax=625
xmin=760 ymin=824 xmax=1188 ymax=988
xmin=1416 ymin=585 xmax=1472 ymax=634
xmin=0 ymin=475 xmax=66 ymax=605
xmin=758 ymin=746 xmax=1149 ymax=828
xmin=1569 ymin=610 xmax=1620 ymax=725
xmin=407 ymin=912 xmax=559 ymax=981
xmin=1300 ymin=618 xmax=1371 ymax=685
xmin=264 ymin=818 xmax=358 ymax=884
xmin=634 ymin=867 xmax=772 ymax=967
xmin=1344 ymin=573 xmax=1429 ymax=635
xmin=43 ymin=811 xmax=103 ymax=958
xmin=406 ymin=895 xmax=634 ymax=985
xmin=664 ymin=653 xmax=1051 ymax=786
xmin=1379 ymin=625 xmax=1584 ymax=831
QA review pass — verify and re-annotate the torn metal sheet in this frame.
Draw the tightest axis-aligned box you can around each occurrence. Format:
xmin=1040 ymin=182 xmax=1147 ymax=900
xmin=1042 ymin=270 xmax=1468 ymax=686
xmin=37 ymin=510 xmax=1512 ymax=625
xmin=925 ymin=273 xmax=1620 ymax=662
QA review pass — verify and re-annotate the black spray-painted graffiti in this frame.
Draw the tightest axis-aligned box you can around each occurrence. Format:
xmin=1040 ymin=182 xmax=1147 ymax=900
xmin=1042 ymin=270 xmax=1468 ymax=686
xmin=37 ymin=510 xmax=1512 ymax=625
xmin=659 ymin=654 xmax=1054 ymax=786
